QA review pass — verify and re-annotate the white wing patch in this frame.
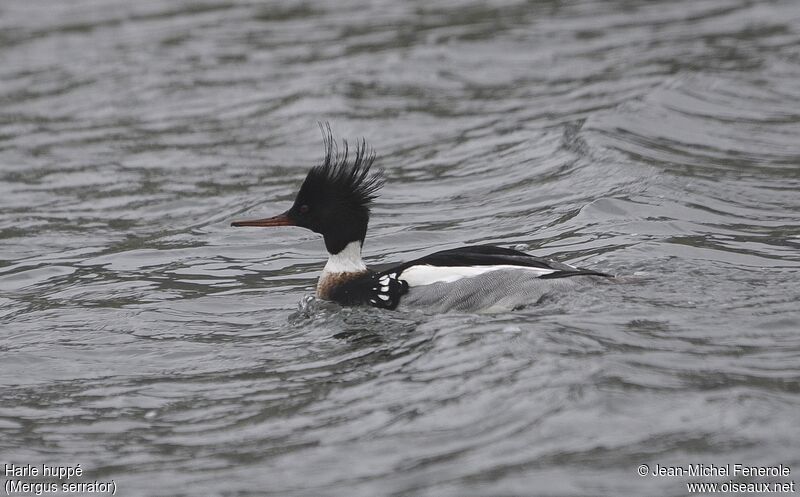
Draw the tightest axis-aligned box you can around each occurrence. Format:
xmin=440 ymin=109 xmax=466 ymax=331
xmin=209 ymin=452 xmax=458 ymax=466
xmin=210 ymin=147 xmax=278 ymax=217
xmin=365 ymin=272 xmax=408 ymax=309
xmin=399 ymin=264 xmax=556 ymax=287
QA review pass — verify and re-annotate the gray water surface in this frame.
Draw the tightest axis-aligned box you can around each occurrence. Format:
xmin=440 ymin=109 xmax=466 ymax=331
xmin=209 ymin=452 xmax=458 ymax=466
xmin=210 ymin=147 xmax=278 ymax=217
xmin=2 ymin=0 xmax=800 ymax=495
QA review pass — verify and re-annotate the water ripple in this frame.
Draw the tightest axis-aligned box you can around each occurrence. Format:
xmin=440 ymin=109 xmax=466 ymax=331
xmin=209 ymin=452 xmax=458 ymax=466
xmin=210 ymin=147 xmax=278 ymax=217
xmin=2 ymin=0 xmax=800 ymax=495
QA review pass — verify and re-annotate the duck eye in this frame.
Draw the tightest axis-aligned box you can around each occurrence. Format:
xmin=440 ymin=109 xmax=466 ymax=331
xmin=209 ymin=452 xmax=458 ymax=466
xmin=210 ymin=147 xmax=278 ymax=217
xmin=299 ymin=204 xmax=310 ymax=214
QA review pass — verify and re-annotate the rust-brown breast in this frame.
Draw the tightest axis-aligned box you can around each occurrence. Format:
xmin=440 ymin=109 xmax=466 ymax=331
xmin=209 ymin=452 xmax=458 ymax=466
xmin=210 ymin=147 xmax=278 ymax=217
xmin=316 ymin=271 xmax=369 ymax=300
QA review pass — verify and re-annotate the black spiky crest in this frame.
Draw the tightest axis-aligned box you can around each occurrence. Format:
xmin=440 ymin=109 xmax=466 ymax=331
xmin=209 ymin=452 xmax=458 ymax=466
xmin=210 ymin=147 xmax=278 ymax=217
xmin=305 ymin=122 xmax=383 ymax=209
xmin=286 ymin=123 xmax=384 ymax=254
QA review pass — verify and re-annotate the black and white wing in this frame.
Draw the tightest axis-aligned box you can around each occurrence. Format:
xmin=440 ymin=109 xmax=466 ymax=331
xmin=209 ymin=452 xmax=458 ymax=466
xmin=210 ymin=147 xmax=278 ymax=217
xmin=347 ymin=245 xmax=609 ymax=310
xmin=387 ymin=245 xmax=610 ymax=286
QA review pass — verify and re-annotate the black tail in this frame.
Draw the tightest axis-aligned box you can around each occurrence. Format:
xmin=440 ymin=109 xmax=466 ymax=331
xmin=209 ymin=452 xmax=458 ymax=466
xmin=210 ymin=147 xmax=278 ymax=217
xmin=539 ymin=270 xmax=613 ymax=279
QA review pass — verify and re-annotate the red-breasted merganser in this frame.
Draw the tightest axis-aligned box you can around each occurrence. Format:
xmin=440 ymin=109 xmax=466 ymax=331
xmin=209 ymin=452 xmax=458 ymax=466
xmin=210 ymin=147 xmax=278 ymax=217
xmin=232 ymin=126 xmax=612 ymax=313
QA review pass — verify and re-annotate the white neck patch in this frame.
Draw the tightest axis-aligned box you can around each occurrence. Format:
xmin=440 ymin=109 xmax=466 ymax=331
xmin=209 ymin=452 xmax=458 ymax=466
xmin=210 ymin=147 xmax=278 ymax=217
xmin=322 ymin=241 xmax=367 ymax=274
